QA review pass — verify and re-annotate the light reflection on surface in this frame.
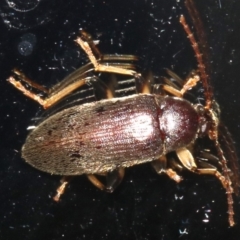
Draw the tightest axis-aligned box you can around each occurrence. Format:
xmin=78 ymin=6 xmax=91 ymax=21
xmin=125 ymin=112 xmax=154 ymax=141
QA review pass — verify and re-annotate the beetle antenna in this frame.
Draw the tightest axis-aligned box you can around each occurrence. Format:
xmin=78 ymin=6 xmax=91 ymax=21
xmin=215 ymin=139 xmax=235 ymax=226
xmin=206 ymin=107 xmax=235 ymax=226
xmin=179 ymin=15 xmax=213 ymax=109
xmin=184 ymin=0 xmax=210 ymax=73
xmin=180 ymin=3 xmax=236 ymax=226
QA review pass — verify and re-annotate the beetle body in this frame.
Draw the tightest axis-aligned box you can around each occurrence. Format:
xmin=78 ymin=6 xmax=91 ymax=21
xmin=22 ymin=94 xmax=199 ymax=175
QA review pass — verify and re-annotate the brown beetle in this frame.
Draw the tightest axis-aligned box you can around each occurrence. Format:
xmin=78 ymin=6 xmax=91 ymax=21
xmin=8 ymin=0 xmax=239 ymax=226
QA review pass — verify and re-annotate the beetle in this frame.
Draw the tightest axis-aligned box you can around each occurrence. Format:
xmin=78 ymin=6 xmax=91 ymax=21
xmin=7 ymin=0 xmax=239 ymax=226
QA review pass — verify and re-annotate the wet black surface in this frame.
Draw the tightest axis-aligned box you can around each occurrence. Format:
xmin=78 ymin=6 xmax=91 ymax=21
xmin=1 ymin=0 xmax=240 ymax=239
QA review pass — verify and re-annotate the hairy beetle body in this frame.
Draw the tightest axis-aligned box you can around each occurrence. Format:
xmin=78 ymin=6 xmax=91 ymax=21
xmin=22 ymin=94 xmax=199 ymax=175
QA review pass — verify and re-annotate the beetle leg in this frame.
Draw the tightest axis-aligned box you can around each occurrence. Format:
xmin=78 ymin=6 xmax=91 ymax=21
xmin=11 ymin=68 xmax=49 ymax=93
xmin=87 ymin=168 xmax=125 ymax=193
xmin=165 ymin=68 xmax=185 ymax=87
xmin=102 ymin=54 xmax=138 ymax=63
xmin=53 ymin=176 xmax=72 ymax=202
xmin=180 ymin=74 xmax=200 ymax=95
xmin=75 ymin=37 xmax=140 ymax=77
xmin=160 ymin=84 xmax=183 ymax=97
xmin=152 ymin=156 xmax=182 ymax=183
xmin=135 ymin=71 xmax=152 ymax=94
xmin=152 ymin=69 xmax=200 ymax=97
xmin=176 ymin=147 xmax=233 ymax=191
xmin=177 ymin=147 xmax=235 ymax=226
xmin=8 ymin=33 xmax=139 ymax=108
xmin=80 ymin=31 xmax=138 ymax=66
xmin=8 ymin=76 xmax=46 ymax=105
xmin=176 ymin=147 xmax=197 ymax=170
xmin=90 ymin=76 xmax=115 ymax=99
xmin=154 ymin=74 xmax=200 ymax=98
xmin=8 ymin=75 xmax=88 ymax=109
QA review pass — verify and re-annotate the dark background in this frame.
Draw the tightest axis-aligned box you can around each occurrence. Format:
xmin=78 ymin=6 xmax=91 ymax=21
xmin=0 ymin=0 xmax=240 ymax=239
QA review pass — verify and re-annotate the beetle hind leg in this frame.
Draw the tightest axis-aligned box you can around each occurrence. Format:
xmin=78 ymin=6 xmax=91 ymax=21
xmin=53 ymin=176 xmax=72 ymax=202
xmin=87 ymin=168 xmax=125 ymax=193
xmin=9 ymin=76 xmax=89 ymax=109
xmin=11 ymin=68 xmax=49 ymax=93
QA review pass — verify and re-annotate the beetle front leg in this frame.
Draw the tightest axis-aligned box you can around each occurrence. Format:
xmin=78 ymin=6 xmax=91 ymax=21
xmin=152 ymin=156 xmax=182 ymax=183
xmin=152 ymin=69 xmax=200 ymax=98
xmin=176 ymin=147 xmax=235 ymax=226
xmin=176 ymin=147 xmax=233 ymax=191
xmin=87 ymin=168 xmax=125 ymax=193
xmin=153 ymin=75 xmax=200 ymax=98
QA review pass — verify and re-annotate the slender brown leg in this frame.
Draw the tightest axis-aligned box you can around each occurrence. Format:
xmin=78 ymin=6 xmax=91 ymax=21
xmin=80 ymin=31 xmax=138 ymax=64
xmin=152 ymin=68 xmax=200 ymax=97
xmin=90 ymin=76 xmax=115 ymax=100
xmin=105 ymin=168 xmax=125 ymax=192
xmin=8 ymin=42 xmax=138 ymax=108
xmin=176 ymin=147 xmax=197 ymax=170
xmin=165 ymin=68 xmax=185 ymax=87
xmin=161 ymin=84 xmax=183 ymax=97
xmin=180 ymin=74 xmax=200 ymax=95
xmin=8 ymin=76 xmax=88 ymax=109
xmin=152 ymin=156 xmax=182 ymax=183
xmin=176 ymin=147 xmax=230 ymax=188
xmin=12 ymin=69 xmax=49 ymax=93
xmin=53 ymin=176 xmax=72 ymax=202
xmin=87 ymin=168 xmax=125 ymax=193
xmin=134 ymin=71 xmax=153 ymax=94
xmin=157 ymin=74 xmax=199 ymax=97
xmin=176 ymin=149 xmax=235 ymax=226
xmin=176 ymin=147 xmax=235 ymax=226
xmin=178 ymin=147 xmax=235 ymax=225
xmin=75 ymin=37 xmax=140 ymax=77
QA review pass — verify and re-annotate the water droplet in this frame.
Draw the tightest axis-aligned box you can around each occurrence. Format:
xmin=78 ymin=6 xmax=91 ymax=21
xmin=18 ymin=40 xmax=33 ymax=56
xmin=17 ymin=33 xmax=36 ymax=56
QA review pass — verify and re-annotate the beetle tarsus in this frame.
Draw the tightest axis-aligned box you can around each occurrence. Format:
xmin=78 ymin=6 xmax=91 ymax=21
xmin=53 ymin=177 xmax=71 ymax=202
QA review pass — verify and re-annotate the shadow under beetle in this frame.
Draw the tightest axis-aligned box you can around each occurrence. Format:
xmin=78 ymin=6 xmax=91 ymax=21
xmin=8 ymin=0 xmax=240 ymax=227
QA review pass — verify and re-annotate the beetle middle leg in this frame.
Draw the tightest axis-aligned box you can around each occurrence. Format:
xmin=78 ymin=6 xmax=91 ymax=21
xmin=87 ymin=168 xmax=125 ymax=193
xmin=152 ymin=156 xmax=182 ymax=183
xmin=75 ymin=36 xmax=140 ymax=78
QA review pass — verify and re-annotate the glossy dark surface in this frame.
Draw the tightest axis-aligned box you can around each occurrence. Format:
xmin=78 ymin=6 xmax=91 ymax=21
xmin=1 ymin=0 xmax=240 ymax=239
